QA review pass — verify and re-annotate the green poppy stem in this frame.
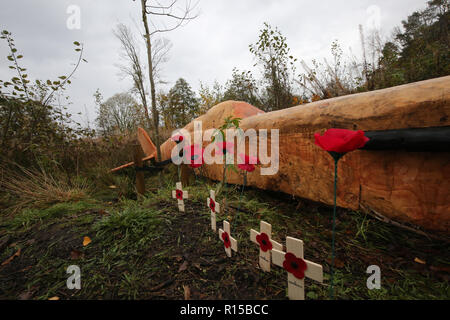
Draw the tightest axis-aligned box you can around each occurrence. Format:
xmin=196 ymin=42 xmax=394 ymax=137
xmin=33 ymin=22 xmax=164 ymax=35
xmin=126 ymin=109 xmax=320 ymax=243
xmin=233 ymin=172 xmax=246 ymax=230
xmin=222 ymin=156 xmax=228 ymax=215
xmin=193 ymin=168 xmax=197 ymax=184
xmin=329 ymin=157 xmax=338 ymax=300
xmin=198 ymin=166 xmax=210 ymax=194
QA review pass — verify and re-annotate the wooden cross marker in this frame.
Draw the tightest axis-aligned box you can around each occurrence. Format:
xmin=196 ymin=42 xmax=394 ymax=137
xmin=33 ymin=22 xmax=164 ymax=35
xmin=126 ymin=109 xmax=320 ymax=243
xmin=272 ymin=236 xmax=323 ymax=300
xmin=218 ymin=221 xmax=237 ymax=257
xmin=172 ymin=182 xmax=188 ymax=212
xmin=250 ymin=221 xmax=283 ymax=272
xmin=207 ymin=190 xmax=220 ymax=232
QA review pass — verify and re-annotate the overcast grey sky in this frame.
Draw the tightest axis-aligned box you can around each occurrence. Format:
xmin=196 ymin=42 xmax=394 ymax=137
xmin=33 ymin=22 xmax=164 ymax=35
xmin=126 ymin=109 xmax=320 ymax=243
xmin=0 ymin=0 xmax=427 ymax=126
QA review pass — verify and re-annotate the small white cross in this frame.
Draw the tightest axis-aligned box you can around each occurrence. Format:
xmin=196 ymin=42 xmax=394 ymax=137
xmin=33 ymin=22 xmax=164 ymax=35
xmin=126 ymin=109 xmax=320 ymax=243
xmin=250 ymin=221 xmax=283 ymax=272
xmin=172 ymin=182 xmax=188 ymax=212
xmin=207 ymin=190 xmax=220 ymax=232
xmin=272 ymin=236 xmax=323 ymax=300
xmin=218 ymin=220 xmax=237 ymax=257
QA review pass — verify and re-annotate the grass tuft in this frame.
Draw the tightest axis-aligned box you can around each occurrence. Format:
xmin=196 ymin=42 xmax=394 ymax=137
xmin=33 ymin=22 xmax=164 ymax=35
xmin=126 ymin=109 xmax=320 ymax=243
xmin=0 ymin=164 xmax=90 ymax=212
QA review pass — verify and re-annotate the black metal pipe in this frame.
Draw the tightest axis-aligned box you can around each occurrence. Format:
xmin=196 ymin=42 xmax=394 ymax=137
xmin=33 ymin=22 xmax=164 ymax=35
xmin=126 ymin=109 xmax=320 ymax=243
xmin=362 ymin=126 xmax=450 ymax=152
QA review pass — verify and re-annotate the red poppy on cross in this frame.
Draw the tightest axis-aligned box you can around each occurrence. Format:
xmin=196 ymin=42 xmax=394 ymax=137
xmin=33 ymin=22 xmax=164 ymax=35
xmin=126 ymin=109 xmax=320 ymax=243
xmin=250 ymin=221 xmax=283 ymax=272
xmin=207 ymin=190 xmax=220 ymax=232
xmin=272 ymin=236 xmax=323 ymax=300
xmin=171 ymin=182 xmax=188 ymax=212
xmin=218 ymin=221 xmax=237 ymax=258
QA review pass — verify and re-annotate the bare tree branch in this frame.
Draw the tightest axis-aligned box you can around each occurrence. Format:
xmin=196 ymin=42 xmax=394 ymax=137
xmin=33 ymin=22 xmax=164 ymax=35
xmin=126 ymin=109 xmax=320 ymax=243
xmin=147 ymin=0 xmax=177 ymax=10
xmin=144 ymin=0 xmax=200 ymax=35
xmin=43 ymin=44 xmax=84 ymax=107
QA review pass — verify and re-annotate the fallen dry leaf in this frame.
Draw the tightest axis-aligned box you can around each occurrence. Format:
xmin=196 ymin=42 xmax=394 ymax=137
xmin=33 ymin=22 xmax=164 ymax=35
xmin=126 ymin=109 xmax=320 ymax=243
xmin=414 ymin=257 xmax=426 ymax=265
xmin=83 ymin=236 xmax=91 ymax=246
xmin=70 ymin=249 xmax=84 ymax=260
xmin=1 ymin=248 xmax=21 ymax=266
xmin=108 ymin=185 xmax=117 ymax=189
xmin=48 ymin=296 xmax=59 ymax=301
xmin=183 ymin=285 xmax=191 ymax=300
xmin=178 ymin=260 xmax=188 ymax=272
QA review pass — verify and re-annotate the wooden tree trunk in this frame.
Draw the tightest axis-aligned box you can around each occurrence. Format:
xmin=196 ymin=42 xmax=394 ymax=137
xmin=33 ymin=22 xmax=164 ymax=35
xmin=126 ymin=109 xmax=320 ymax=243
xmin=141 ymin=0 xmax=161 ymax=162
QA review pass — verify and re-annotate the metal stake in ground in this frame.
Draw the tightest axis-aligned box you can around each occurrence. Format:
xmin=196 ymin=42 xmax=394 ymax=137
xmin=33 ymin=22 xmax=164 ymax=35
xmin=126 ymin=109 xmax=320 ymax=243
xmin=207 ymin=190 xmax=220 ymax=232
xmin=133 ymin=144 xmax=146 ymax=196
xmin=172 ymin=182 xmax=188 ymax=212
xmin=250 ymin=221 xmax=283 ymax=272
xmin=272 ymin=236 xmax=323 ymax=300
xmin=218 ymin=220 xmax=237 ymax=258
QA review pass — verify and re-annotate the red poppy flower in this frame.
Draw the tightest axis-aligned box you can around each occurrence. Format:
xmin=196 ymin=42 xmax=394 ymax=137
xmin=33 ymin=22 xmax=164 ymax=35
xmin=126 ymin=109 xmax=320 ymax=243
xmin=237 ymin=153 xmax=259 ymax=172
xmin=171 ymin=135 xmax=184 ymax=143
xmin=176 ymin=189 xmax=183 ymax=200
xmin=314 ymin=129 xmax=369 ymax=154
xmin=209 ymin=198 xmax=216 ymax=212
xmin=256 ymin=232 xmax=272 ymax=252
xmin=222 ymin=232 xmax=231 ymax=248
xmin=215 ymin=142 xmax=234 ymax=156
xmin=283 ymin=252 xmax=307 ymax=280
xmin=184 ymin=144 xmax=204 ymax=168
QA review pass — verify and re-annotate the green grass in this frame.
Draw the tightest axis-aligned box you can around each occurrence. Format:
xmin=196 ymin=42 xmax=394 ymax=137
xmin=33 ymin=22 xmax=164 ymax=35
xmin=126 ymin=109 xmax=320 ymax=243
xmin=1 ymin=200 xmax=98 ymax=234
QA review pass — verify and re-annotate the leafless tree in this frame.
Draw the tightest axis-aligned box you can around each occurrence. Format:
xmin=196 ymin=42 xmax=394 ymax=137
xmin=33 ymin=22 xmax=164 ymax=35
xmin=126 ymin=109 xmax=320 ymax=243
xmin=114 ymin=23 xmax=172 ymax=131
xmin=137 ymin=0 xmax=199 ymax=161
xmin=114 ymin=23 xmax=150 ymax=130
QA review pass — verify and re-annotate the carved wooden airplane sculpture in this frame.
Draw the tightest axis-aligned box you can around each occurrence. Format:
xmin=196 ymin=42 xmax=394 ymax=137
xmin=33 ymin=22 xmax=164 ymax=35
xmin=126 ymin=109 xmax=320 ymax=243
xmin=112 ymin=76 xmax=450 ymax=235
